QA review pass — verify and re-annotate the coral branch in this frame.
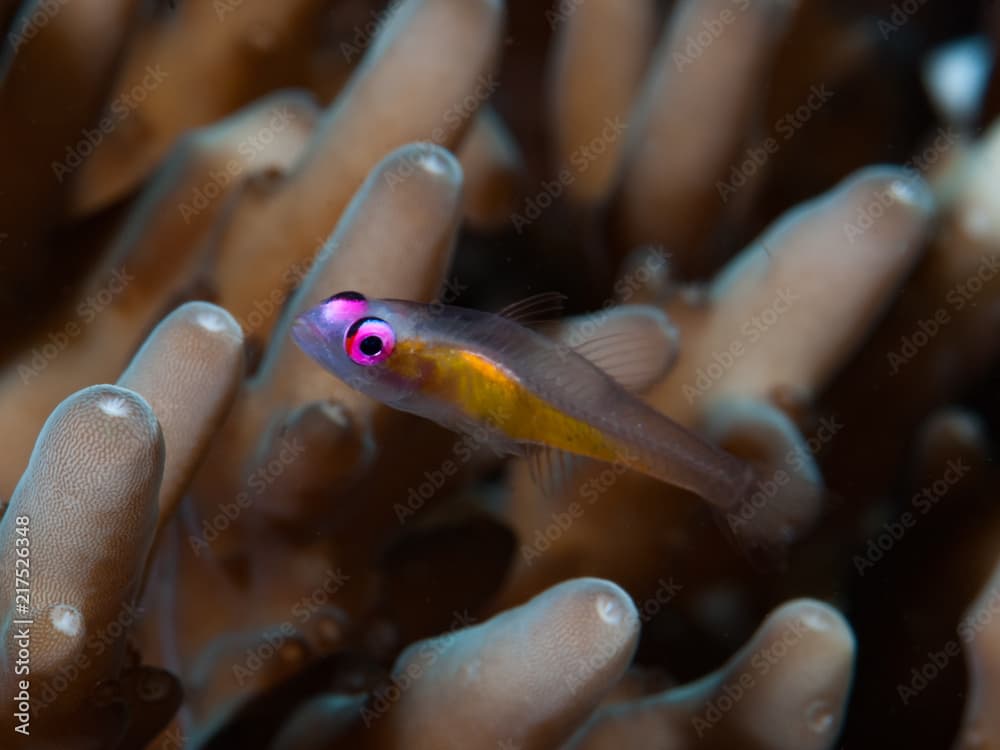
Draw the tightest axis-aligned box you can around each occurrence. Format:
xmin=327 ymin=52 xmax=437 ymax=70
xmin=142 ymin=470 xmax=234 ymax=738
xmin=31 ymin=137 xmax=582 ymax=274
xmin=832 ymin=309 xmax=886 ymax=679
xmin=71 ymin=0 xmax=331 ymax=213
xmin=568 ymin=599 xmax=855 ymax=749
xmin=212 ymin=0 xmax=504 ymax=338
xmin=547 ymin=0 xmax=657 ymax=204
xmin=614 ymin=0 xmax=799 ymax=276
xmin=356 ymin=578 xmax=640 ymax=749
xmin=0 ymin=385 xmax=163 ymax=747
xmin=118 ymin=301 xmax=244 ymax=530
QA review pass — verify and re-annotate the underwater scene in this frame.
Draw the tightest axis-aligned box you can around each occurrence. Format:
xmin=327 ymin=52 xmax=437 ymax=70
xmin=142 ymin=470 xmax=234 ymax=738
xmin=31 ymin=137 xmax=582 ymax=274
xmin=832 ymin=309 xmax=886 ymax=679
xmin=0 ymin=0 xmax=999 ymax=747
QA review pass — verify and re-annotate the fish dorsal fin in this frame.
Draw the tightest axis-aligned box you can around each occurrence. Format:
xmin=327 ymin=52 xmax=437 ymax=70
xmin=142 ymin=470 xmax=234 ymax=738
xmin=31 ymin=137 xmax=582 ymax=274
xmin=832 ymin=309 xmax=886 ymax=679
xmin=496 ymin=292 xmax=567 ymax=326
xmin=527 ymin=444 xmax=582 ymax=497
xmin=552 ymin=306 xmax=679 ymax=393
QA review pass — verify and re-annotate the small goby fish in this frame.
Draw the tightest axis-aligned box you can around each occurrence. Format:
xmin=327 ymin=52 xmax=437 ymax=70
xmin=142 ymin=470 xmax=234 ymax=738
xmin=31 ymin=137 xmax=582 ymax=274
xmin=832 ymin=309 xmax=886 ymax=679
xmin=292 ymin=291 xmax=805 ymax=547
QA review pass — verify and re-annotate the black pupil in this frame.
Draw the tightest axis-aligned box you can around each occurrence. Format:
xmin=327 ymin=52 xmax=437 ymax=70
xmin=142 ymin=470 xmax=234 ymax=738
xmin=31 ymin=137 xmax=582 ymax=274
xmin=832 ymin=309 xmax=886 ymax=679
xmin=359 ymin=336 xmax=382 ymax=356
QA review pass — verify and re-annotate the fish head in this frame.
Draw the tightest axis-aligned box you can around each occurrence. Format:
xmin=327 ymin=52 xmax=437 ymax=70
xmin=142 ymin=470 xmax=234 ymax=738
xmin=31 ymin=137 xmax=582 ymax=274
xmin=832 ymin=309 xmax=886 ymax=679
xmin=292 ymin=291 xmax=427 ymax=404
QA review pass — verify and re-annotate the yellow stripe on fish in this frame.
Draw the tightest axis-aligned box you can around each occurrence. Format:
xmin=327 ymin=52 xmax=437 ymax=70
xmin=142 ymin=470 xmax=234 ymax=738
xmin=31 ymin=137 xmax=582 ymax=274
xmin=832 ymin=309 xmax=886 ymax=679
xmin=387 ymin=339 xmax=623 ymax=462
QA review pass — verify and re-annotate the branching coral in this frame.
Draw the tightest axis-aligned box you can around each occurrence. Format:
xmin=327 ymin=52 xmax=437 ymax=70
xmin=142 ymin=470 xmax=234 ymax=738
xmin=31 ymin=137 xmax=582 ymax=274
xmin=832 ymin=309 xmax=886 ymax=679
xmin=567 ymin=599 xmax=854 ymax=749
xmin=0 ymin=0 xmax=142 ymax=331
xmin=210 ymin=0 xmax=504 ymax=340
xmin=70 ymin=0 xmax=335 ymax=214
xmin=610 ymin=0 xmax=800 ymax=276
xmin=0 ymin=92 xmax=314 ymax=496
xmin=258 ymin=578 xmax=638 ymax=750
xmin=347 ymin=578 xmax=640 ymax=750
xmin=118 ymin=302 xmax=245 ymax=531
xmin=457 ymin=107 xmax=524 ymax=231
xmin=0 ymin=300 xmax=242 ymax=748
xmin=0 ymin=384 xmax=165 ymax=749
xmin=0 ymin=0 xmax=998 ymax=749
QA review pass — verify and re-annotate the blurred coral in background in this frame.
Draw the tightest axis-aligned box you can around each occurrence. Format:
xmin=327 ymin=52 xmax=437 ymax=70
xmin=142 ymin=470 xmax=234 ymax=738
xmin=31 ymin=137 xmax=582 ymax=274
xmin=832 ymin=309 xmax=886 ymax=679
xmin=0 ymin=0 xmax=998 ymax=748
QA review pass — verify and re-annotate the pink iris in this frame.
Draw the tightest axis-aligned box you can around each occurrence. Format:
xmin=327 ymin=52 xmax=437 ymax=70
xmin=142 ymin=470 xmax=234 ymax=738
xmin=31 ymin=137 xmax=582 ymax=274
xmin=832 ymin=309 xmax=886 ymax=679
xmin=344 ymin=317 xmax=395 ymax=365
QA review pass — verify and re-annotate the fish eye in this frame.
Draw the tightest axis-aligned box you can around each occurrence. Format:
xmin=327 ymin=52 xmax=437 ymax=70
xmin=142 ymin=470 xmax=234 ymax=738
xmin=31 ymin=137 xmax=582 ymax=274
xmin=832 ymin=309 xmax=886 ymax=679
xmin=345 ymin=317 xmax=395 ymax=365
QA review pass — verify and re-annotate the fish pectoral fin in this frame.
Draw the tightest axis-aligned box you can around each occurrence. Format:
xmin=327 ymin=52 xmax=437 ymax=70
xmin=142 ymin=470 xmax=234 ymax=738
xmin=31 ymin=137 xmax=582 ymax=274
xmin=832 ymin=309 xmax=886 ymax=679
xmin=527 ymin=445 xmax=582 ymax=497
xmin=495 ymin=291 xmax=567 ymax=327
xmin=553 ymin=305 xmax=679 ymax=393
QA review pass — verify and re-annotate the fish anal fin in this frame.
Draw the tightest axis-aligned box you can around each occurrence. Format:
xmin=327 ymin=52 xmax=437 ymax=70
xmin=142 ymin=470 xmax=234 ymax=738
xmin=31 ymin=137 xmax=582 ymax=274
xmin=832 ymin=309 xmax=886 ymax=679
xmin=527 ymin=445 xmax=582 ymax=497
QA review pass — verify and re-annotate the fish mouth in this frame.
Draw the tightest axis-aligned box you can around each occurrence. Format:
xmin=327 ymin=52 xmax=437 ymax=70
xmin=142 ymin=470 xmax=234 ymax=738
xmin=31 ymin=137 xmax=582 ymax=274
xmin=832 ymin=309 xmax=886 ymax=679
xmin=290 ymin=315 xmax=324 ymax=354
